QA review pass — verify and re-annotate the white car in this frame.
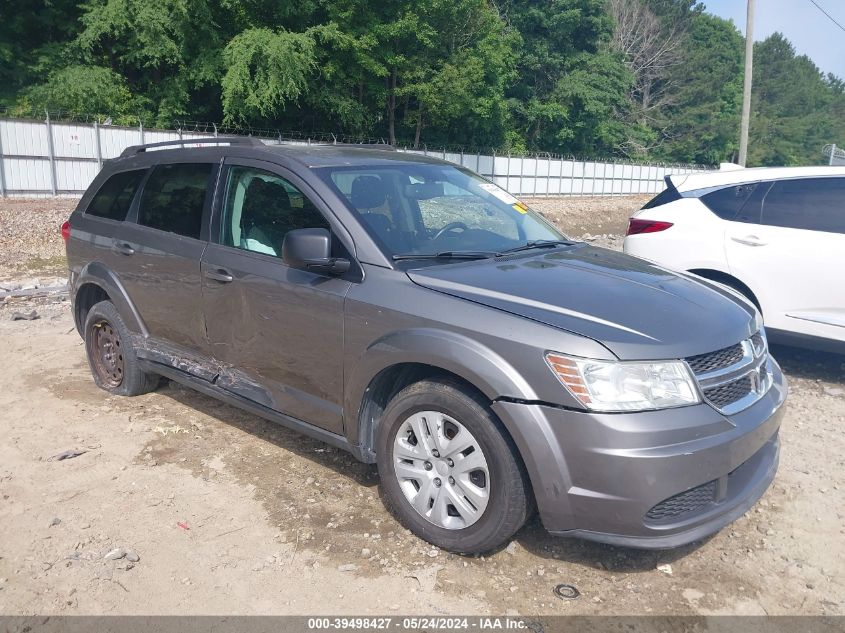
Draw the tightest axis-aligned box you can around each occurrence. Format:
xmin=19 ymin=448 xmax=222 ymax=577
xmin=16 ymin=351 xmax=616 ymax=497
xmin=623 ymin=166 xmax=845 ymax=352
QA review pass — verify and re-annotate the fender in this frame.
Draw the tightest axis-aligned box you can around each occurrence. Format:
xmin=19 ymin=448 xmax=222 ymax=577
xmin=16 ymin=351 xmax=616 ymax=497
xmin=345 ymin=328 xmax=540 ymax=453
xmin=74 ymin=262 xmax=149 ymax=337
xmin=344 ymin=328 xmax=578 ymax=520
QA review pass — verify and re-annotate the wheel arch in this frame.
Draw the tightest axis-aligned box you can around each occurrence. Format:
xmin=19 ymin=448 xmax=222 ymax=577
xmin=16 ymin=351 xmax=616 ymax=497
xmin=688 ymin=268 xmax=762 ymax=312
xmin=73 ymin=262 xmax=148 ymax=337
xmin=346 ymin=329 xmax=539 ymax=462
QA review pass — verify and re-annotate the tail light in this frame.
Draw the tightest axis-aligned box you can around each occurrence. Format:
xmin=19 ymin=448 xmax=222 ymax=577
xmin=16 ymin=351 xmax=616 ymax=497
xmin=626 ymin=218 xmax=673 ymax=236
xmin=61 ymin=221 xmax=71 ymax=243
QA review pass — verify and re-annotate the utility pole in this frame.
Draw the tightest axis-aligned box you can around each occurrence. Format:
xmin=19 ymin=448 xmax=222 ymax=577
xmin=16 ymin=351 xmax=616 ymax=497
xmin=739 ymin=0 xmax=755 ymax=166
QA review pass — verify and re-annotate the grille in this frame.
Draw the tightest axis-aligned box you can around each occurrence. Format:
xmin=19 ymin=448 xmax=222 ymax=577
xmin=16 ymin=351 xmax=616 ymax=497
xmin=686 ymin=343 xmax=744 ymax=375
xmin=645 ymin=480 xmax=717 ymax=522
xmin=703 ymin=376 xmax=752 ymax=409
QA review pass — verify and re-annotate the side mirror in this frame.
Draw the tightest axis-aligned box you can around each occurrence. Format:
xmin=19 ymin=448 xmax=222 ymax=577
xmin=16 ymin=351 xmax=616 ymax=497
xmin=282 ymin=228 xmax=350 ymax=275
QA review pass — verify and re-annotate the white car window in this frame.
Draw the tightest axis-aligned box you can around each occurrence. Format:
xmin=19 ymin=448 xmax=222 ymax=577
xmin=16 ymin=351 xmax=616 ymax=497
xmin=762 ymin=177 xmax=845 ymax=234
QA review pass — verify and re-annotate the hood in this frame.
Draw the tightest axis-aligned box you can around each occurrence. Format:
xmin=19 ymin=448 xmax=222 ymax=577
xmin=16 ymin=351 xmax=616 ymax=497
xmin=406 ymin=244 xmax=757 ymax=360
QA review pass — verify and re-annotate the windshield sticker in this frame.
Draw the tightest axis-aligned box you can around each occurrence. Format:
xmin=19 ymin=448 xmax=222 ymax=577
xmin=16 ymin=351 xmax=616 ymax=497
xmin=479 ymin=182 xmax=520 ymax=205
xmin=513 ymin=201 xmax=529 ymax=214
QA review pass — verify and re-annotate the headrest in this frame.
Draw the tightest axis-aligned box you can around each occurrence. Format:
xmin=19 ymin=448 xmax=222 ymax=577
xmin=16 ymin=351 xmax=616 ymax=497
xmin=242 ymin=178 xmax=291 ymax=219
xmin=350 ymin=175 xmax=387 ymax=210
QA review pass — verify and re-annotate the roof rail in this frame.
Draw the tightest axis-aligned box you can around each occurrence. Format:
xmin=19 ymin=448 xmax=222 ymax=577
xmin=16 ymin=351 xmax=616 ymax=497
xmin=120 ymin=136 xmax=265 ymax=157
xmin=302 ymin=142 xmax=396 ymax=151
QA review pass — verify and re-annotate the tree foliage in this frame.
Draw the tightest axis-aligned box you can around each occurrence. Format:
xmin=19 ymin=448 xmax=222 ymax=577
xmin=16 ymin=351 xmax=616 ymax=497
xmin=2 ymin=0 xmax=843 ymax=165
xmin=221 ymin=28 xmax=316 ymax=123
xmin=22 ymin=65 xmax=137 ymax=120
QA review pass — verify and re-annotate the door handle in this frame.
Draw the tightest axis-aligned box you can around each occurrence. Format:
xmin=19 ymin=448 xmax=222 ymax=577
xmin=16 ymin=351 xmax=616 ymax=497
xmin=204 ymin=268 xmax=234 ymax=283
xmin=731 ymin=235 xmax=767 ymax=247
xmin=111 ymin=241 xmax=135 ymax=256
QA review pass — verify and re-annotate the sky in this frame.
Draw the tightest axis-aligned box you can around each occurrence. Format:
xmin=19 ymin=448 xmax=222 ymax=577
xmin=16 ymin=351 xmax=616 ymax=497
xmin=704 ymin=0 xmax=845 ymax=78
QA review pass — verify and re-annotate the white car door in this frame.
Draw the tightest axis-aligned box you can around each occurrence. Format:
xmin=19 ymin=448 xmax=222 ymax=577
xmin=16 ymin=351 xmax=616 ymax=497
xmin=725 ymin=176 xmax=845 ymax=342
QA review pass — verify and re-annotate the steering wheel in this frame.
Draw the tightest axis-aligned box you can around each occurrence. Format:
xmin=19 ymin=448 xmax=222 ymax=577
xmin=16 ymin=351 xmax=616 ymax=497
xmin=433 ymin=221 xmax=469 ymax=240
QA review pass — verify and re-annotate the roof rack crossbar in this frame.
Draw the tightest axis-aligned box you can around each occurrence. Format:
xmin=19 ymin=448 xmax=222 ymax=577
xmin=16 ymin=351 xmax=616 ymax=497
xmin=120 ymin=136 xmax=265 ymax=157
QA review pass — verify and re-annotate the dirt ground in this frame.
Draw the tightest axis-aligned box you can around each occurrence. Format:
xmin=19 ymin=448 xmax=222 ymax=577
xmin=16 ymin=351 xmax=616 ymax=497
xmin=0 ymin=197 xmax=843 ymax=616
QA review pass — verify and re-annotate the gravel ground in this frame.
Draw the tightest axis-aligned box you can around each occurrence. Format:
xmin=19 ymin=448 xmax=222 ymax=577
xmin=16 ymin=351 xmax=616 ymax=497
xmin=0 ymin=198 xmax=76 ymax=280
xmin=0 ymin=197 xmax=843 ymax=617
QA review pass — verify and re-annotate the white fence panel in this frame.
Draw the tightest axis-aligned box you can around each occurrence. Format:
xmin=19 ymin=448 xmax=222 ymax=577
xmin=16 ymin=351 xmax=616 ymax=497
xmin=0 ymin=116 xmax=705 ymax=198
xmin=5 ymin=157 xmax=52 ymax=193
xmin=51 ymin=123 xmax=97 ymax=159
xmin=2 ymin=119 xmax=49 ymax=156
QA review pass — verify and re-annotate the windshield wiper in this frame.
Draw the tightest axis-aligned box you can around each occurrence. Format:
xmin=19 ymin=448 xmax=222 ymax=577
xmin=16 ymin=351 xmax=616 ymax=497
xmin=392 ymin=251 xmax=496 ymax=261
xmin=497 ymin=239 xmax=574 ymax=255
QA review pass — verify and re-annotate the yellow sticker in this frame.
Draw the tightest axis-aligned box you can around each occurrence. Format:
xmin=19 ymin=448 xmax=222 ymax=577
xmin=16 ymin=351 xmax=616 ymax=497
xmin=513 ymin=201 xmax=529 ymax=214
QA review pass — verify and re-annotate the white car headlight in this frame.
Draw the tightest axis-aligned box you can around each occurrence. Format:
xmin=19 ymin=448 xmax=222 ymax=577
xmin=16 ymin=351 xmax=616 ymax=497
xmin=545 ymin=353 xmax=701 ymax=412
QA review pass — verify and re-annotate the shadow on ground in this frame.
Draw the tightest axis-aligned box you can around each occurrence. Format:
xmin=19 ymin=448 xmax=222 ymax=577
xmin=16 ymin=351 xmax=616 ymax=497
xmin=155 ymin=377 xmax=710 ymax=575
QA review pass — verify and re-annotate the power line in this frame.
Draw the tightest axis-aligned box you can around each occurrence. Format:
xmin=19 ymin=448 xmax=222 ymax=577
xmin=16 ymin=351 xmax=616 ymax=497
xmin=808 ymin=0 xmax=845 ymax=34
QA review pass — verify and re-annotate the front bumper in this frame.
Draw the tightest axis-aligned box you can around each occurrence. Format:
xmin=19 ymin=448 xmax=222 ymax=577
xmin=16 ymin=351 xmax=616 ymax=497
xmin=492 ymin=359 xmax=787 ymax=549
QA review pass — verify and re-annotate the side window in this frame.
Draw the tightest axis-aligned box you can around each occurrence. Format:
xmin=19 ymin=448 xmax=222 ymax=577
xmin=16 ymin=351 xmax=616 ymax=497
xmin=701 ymin=183 xmax=761 ymax=222
xmin=222 ymin=166 xmax=330 ymax=257
xmin=138 ymin=163 xmax=212 ymax=239
xmin=762 ymin=178 xmax=845 ymax=234
xmin=85 ymin=169 xmax=146 ymax=221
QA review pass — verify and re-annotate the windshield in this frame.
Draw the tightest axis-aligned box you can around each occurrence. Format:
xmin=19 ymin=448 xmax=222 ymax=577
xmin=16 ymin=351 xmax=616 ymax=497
xmin=317 ymin=163 xmax=565 ymax=258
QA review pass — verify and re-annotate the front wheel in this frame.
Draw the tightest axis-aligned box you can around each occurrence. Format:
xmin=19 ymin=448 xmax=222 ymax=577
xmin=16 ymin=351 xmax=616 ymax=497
xmin=376 ymin=379 xmax=532 ymax=554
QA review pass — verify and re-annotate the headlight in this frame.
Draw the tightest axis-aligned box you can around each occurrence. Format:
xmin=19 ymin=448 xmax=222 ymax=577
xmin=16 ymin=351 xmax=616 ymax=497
xmin=545 ymin=353 xmax=701 ymax=412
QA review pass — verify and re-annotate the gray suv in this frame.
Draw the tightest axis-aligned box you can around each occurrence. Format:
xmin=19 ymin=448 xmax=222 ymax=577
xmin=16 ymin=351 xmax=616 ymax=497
xmin=65 ymin=138 xmax=787 ymax=553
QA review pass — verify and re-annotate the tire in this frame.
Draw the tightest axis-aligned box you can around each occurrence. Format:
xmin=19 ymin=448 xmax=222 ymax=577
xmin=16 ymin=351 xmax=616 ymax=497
xmin=83 ymin=300 xmax=159 ymax=396
xmin=376 ymin=378 xmax=532 ymax=554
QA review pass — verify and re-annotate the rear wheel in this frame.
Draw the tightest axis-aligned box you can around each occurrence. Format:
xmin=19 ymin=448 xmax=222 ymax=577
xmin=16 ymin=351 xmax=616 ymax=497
xmin=376 ymin=379 xmax=531 ymax=554
xmin=84 ymin=300 xmax=158 ymax=396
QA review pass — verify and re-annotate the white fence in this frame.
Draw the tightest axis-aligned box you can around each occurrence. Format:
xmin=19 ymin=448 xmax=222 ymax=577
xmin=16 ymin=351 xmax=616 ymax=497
xmin=0 ymin=116 xmax=703 ymax=197
xmin=826 ymin=144 xmax=845 ymax=166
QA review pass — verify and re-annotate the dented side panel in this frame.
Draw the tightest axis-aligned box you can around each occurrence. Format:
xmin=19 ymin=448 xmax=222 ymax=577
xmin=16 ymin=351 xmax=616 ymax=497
xmin=200 ymin=242 xmax=351 ymax=435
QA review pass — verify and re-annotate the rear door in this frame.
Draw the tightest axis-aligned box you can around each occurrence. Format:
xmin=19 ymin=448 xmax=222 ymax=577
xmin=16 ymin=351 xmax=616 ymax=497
xmin=69 ymin=167 xmax=148 ymax=285
xmin=116 ymin=160 xmax=218 ymax=353
xmin=725 ymin=176 xmax=845 ymax=340
xmin=200 ymin=159 xmax=353 ymax=433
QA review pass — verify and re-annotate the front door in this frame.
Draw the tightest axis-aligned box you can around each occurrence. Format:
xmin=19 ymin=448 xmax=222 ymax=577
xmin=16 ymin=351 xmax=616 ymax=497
xmin=201 ymin=160 xmax=352 ymax=434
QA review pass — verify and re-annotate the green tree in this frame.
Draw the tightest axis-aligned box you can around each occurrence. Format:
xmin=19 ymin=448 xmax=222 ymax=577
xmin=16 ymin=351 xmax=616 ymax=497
xmin=221 ymin=28 xmax=316 ymax=123
xmin=749 ymin=33 xmax=835 ymax=166
xmin=21 ymin=65 xmax=138 ymax=121
xmin=73 ymin=0 xmax=224 ymax=124
xmin=656 ymin=13 xmax=744 ymax=164
xmin=0 ymin=0 xmax=81 ymax=106
xmin=505 ymin=0 xmax=635 ymax=155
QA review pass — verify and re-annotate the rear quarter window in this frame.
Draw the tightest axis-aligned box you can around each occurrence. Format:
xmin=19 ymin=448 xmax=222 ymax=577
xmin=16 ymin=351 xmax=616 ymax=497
xmin=85 ymin=169 xmax=146 ymax=221
xmin=762 ymin=177 xmax=845 ymax=234
xmin=138 ymin=163 xmax=213 ymax=239
xmin=701 ymin=183 xmax=762 ymax=222
xmin=641 ymin=182 xmax=680 ymax=209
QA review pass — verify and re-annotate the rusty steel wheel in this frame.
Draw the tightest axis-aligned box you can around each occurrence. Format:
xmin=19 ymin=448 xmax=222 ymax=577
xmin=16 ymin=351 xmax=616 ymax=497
xmin=88 ymin=319 xmax=125 ymax=388
xmin=83 ymin=300 xmax=158 ymax=396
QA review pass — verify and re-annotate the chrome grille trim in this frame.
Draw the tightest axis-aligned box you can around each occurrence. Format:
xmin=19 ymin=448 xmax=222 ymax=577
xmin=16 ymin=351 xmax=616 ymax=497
xmin=685 ymin=331 xmax=772 ymax=415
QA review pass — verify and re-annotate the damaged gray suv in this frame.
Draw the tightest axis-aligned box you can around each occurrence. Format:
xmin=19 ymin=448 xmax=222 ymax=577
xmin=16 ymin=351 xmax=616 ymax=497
xmin=65 ymin=138 xmax=786 ymax=553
